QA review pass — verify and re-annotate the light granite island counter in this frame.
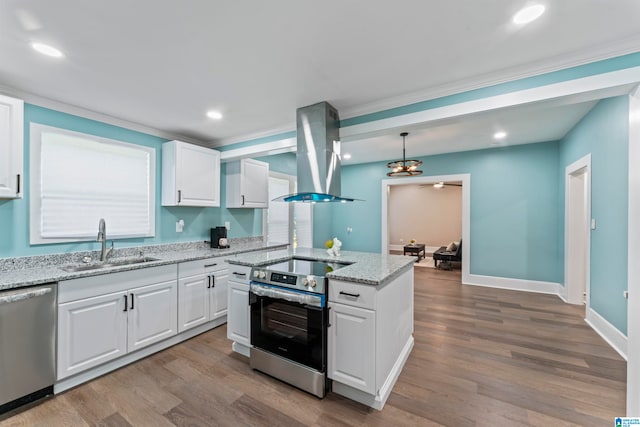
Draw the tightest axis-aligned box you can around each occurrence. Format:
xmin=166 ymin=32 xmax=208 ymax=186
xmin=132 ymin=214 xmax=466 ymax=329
xmin=226 ymin=247 xmax=416 ymax=410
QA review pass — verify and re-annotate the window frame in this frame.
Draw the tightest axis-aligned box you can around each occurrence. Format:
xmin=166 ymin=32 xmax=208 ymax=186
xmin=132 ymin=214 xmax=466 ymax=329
xmin=29 ymin=123 xmax=156 ymax=244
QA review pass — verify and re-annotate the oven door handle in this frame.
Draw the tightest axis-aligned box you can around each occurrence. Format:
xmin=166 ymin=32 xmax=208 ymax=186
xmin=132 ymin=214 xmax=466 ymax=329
xmin=250 ymin=283 xmax=323 ymax=307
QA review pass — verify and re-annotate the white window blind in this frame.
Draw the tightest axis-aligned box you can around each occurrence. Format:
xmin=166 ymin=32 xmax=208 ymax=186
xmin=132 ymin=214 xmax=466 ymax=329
xmin=266 ymin=176 xmax=291 ymax=244
xmin=264 ymin=173 xmax=313 ymax=248
xmin=30 ymin=124 xmax=156 ymax=244
xmin=294 ymin=203 xmax=312 ymax=248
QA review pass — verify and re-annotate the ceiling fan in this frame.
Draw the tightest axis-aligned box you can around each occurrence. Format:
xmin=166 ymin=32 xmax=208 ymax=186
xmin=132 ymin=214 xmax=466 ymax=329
xmin=420 ymin=182 xmax=463 ymax=189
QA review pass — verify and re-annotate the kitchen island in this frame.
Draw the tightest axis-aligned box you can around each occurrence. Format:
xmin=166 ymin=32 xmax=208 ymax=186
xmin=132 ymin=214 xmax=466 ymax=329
xmin=226 ymin=247 xmax=415 ymax=410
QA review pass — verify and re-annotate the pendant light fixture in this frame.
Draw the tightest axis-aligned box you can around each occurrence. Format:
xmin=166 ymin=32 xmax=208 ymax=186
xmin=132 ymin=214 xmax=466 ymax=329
xmin=386 ymin=132 xmax=423 ymax=177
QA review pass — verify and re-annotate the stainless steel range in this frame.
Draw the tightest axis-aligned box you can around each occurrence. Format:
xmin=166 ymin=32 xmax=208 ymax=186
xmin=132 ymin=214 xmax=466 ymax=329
xmin=249 ymin=257 xmax=350 ymax=398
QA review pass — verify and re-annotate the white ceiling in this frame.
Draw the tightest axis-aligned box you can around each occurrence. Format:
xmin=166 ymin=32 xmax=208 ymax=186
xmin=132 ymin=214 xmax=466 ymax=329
xmin=1 ymin=1 xmax=640 ymax=163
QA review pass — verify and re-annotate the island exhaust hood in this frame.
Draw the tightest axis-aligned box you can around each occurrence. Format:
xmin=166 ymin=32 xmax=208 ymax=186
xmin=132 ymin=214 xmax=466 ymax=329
xmin=274 ymin=101 xmax=360 ymax=203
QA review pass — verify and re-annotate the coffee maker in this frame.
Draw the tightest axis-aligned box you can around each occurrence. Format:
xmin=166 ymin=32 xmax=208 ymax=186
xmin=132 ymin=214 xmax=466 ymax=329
xmin=210 ymin=226 xmax=229 ymax=248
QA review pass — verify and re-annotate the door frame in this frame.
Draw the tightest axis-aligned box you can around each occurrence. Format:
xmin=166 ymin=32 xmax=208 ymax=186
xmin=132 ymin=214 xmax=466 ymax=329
xmin=563 ymin=154 xmax=591 ymax=306
xmin=627 ymin=88 xmax=640 ymax=415
xmin=381 ymin=173 xmax=470 ymax=284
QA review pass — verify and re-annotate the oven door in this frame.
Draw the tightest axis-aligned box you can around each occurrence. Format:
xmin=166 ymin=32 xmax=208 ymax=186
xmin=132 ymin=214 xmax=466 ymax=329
xmin=250 ymin=282 xmax=326 ymax=372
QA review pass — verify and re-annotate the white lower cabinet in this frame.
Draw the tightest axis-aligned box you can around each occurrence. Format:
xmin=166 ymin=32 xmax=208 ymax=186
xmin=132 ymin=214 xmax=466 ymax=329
xmin=328 ymin=303 xmax=376 ymax=394
xmin=327 ymin=268 xmax=414 ymax=410
xmin=127 ymin=280 xmax=179 ymax=352
xmin=226 ymin=265 xmax=252 ymax=348
xmin=227 ymin=280 xmax=250 ymax=346
xmin=58 ymin=291 xmax=128 ymax=377
xmin=177 ymin=258 xmax=228 ymax=333
xmin=57 ymin=265 xmax=178 ymax=380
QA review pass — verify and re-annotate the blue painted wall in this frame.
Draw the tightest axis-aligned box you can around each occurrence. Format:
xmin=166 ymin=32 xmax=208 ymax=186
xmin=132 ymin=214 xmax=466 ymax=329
xmin=0 ymin=104 xmax=273 ymax=258
xmin=559 ymin=96 xmax=629 ymax=334
xmin=255 ymin=152 xmax=296 ymax=175
xmin=321 ymin=141 xmax=562 ymax=283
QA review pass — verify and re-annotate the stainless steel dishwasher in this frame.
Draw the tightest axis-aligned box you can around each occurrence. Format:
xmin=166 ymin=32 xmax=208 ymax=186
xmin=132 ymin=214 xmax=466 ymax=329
xmin=0 ymin=283 xmax=56 ymax=415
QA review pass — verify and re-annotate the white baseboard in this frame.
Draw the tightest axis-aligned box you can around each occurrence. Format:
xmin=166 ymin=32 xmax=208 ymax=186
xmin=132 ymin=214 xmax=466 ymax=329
xmin=465 ymin=273 xmax=562 ymax=295
xmin=585 ymin=308 xmax=628 ymax=360
xmin=463 ymin=274 xmax=628 ymax=361
xmin=389 ymin=244 xmax=440 ymax=253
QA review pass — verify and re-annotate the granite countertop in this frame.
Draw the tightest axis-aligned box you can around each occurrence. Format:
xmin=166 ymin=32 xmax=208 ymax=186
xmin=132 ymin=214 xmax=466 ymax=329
xmin=227 ymin=247 xmax=417 ymax=286
xmin=0 ymin=240 xmax=288 ymax=291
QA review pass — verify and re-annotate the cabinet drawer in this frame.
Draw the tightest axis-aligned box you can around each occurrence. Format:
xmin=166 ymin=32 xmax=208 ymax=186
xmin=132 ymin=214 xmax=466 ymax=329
xmin=329 ymin=280 xmax=376 ymax=310
xmin=227 ymin=264 xmax=252 ymax=284
xmin=179 ymin=257 xmax=227 ymax=278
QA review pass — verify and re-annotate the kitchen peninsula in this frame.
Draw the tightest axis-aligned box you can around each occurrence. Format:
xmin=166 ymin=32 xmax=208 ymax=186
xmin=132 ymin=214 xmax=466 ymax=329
xmin=226 ymin=247 xmax=415 ymax=410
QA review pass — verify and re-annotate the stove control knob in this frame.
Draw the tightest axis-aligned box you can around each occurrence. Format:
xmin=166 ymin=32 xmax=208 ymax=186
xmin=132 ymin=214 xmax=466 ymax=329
xmin=302 ymin=278 xmax=309 ymax=286
xmin=253 ymin=271 xmax=260 ymax=278
xmin=310 ymin=279 xmax=317 ymax=288
xmin=259 ymin=271 xmax=267 ymax=279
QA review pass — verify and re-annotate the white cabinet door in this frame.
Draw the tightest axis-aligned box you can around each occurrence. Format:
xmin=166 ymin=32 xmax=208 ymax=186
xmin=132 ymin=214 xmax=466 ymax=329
xmin=127 ymin=280 xmax=178 ymax=352
xmin=162 ymin=140 xmax=220 ymax=207
xmin=241 ymin=159 xmax=269 ymax=207
xmin=225 ymin=158 xmax=269 ymax=208
xmin=177 ymin=274 xmax=209 ymax=332
xmin=328 ymin=302 xmax=376 ymax=394
xmin=0 ymin=94 xmax=23 ymax=199
xmin=58 ymin=291 xmax=128 ymax=379
xmin=210 ymin=269 xmax=229 ymax=320
xmin=227 ymin=281 xmax=250 ymax=346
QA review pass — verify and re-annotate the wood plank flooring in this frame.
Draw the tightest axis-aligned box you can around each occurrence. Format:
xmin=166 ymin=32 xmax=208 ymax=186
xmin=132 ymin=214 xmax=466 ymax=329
xmin=1 ymin=267 xmax=626 ymax=426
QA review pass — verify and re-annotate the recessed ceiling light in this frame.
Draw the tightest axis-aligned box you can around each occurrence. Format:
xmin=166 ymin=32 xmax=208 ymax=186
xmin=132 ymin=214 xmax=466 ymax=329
xmin=494 ymin=131 xmax=507 ymax=140
xmin=343 ymin=153 xmax=352 ymax=160
xmin=206 ymin=110 xmax=223 ymax=120
xmin=30 ymin=42 xmax=64 ymax=58
xmin=513 ymin=4 xmax=546 ymax=25
xmin=433 ymin=182 xmax=444 ymax=189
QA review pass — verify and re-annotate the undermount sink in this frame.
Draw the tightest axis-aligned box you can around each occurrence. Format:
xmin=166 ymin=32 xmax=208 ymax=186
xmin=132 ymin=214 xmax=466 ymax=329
xmin=60 ymin=257 xmax=160 ymax=272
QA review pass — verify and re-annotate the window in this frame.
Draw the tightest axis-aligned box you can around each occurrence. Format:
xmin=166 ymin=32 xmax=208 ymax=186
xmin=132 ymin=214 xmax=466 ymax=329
xmin=30 ymin=124 xmax=156 ymax=244
xmin=264 ymin=172 xmax=312 ymax=248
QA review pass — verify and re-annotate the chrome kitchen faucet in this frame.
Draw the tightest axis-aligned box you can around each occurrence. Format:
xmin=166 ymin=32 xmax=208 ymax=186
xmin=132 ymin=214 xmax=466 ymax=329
xmin=97 ymin=218 xmax=114 ymax=262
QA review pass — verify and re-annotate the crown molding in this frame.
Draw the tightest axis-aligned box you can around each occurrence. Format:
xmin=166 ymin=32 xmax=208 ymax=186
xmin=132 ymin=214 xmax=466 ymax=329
xmin=0 ymin=84 xmax=206 ymax=146
xmin=339 ymin=36 xmax=640 ymax=120
xmin=212 ymin=123 xmax=295 ymax=148
xmin=215 ymin=39 xmax=640 ymax=148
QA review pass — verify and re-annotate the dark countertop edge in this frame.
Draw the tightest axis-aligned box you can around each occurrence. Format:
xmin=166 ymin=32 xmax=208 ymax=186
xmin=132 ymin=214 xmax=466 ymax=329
xmin=0 ymin=243 xmax=289 ymax=291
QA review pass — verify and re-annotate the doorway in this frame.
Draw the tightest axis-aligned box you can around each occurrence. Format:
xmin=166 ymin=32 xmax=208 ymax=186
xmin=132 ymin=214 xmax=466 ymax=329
xmin=564 ymin=154 xmax=591 ymax=307
xmin=381 ymin=174 xmax=471 ymax=283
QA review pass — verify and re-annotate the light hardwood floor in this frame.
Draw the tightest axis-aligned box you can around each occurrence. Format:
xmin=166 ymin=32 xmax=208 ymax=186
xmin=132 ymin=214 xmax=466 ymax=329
xmin=1 ymin=267 xmax=626 ymax=426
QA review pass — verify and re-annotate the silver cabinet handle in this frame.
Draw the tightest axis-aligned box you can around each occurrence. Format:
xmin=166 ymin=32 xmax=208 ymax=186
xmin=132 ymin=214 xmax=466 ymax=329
xmin=16 ymin=174 xmax=21 ymax=194
xmin=204 ymin=263 xmax=218 ymax=268
xmin=178 ymin=190 xmax=182 ymax=203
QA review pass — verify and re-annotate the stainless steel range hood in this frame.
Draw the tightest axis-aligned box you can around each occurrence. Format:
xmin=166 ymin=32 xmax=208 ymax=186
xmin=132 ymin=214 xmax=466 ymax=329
xmin=274 ymin=101 xmax=359 ymax=202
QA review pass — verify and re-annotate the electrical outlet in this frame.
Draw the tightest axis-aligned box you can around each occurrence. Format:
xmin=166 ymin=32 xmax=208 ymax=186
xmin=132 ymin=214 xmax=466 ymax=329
xmin=225 ymin=221 xmax=231 ymax=230
xmin=176 ymin=219 xmax=184 ymax=233
xmin=347 ymin=227 xmax=353 ymax=233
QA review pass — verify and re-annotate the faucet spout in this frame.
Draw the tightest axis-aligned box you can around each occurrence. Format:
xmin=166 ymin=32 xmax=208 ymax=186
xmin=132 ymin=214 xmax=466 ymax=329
xmin=97 ymin=218 xmax=109 ymax=261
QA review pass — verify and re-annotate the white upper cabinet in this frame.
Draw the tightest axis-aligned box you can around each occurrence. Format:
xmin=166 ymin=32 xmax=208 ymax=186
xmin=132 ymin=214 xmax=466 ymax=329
xmin=162 ymin=140 xmax=220 ymax=207
xmin=226 ymin=158 xmax=269 ymax=208
xmin=0 ymin=94 xmax=24 ymax=199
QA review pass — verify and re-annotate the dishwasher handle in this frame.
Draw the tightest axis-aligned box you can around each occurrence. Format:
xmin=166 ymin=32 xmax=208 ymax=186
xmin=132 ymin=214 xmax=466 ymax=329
xmin=0 ymin=286 xmax=53 ymax=306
